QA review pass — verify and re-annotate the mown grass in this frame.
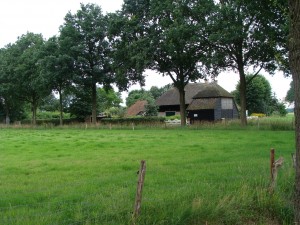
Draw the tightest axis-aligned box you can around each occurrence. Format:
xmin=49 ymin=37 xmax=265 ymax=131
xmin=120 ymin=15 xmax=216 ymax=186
xmin=0 ymin=128 xmax=295 ymax=224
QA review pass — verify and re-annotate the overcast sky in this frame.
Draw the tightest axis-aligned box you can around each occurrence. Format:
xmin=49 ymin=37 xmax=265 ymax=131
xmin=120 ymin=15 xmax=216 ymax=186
xmin=0 ymin=0 xmax=292 ymax=102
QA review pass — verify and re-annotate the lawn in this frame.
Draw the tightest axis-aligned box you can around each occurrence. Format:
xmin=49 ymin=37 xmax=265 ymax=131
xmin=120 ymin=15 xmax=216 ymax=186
xmin=0 ymin=128 xmax=295 ymax=224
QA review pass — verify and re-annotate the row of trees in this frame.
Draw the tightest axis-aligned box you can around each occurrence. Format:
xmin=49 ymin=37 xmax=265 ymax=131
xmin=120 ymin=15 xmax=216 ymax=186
xmin=0 ymin=4 xmax=135 ymax=125
xmin=0 ymin=1 xmax=288 ymax=126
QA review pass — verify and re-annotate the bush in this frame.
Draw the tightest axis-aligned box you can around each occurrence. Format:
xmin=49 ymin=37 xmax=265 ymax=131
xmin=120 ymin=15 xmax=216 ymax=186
xmin=21 ymin=118 xmax=79 ymax=126
xmin=250 ymin=113 xmax=266 ymax=117
xmin=101 ymin=116 xmax=165 ymax=125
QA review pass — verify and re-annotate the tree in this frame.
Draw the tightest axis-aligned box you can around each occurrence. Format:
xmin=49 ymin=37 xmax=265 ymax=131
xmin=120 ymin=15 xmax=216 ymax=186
xmin=285 ymin=81 xmax=295 ymax=104
xmin=68 ymin=84 xmax=92 ymax=121
xmin=234 ymin=74 xmax=287 ymax=116
xmin=144 ymin=98 xmax=158 ymax=116
xmin=97 ymin=88 xmax=122 ymax=112
xmin=59 ymin=3 xmax=113 ymax=124
xmin=210 ymin=0 xmax=288 ymax=125
xmin=288 ymin=0 xmax=300 ymax=223
xmin=40 ymin=36 xmax=74 ymax=125
xmin=117 ymin=0 xmax=216 ymax=126
xmin=233 ymin=74 xmax=272 ymax=115
xmin=126 ymin=89 xmax=154 ymax=107
xmin=0 ymin=47 xmax=25 ymax=123
xmin=4 ymin=33 xmax=52 ymax=125
xmin=149 ymin=84 xmax=173 ymax=100
xmin=39 ymin=93 xmax=60 ymax=112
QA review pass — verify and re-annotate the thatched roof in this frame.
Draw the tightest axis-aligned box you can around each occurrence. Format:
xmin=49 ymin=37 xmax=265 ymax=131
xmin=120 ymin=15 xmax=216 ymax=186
xmin=187 ymin=98 xmax=218 ymax=110
xmin=192 ymin=83 xmax=233 ymax=99
xmin=156 ymin=82 xmax=233 ymax=106
xmin=126 ymin=100 xmax=147 ymax=116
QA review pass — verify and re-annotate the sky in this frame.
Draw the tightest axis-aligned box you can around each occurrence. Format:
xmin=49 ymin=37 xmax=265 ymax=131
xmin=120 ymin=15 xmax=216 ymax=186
xmin=0 ymin=0 xmax=292 ymax=103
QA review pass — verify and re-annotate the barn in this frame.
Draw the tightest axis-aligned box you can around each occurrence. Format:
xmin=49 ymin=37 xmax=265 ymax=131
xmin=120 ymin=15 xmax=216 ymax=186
xmin=156 ymin=82 xmax=239 ymax=123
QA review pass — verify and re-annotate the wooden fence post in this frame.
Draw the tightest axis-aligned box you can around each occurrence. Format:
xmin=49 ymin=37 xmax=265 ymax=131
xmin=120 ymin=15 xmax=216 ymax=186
xmin=133 ymin=160 xmax=146 ymax=222
xmin=270 ymin=148 xmax=275 ymax=180
xmin=269 ymin=148 xmax=284 ymax=193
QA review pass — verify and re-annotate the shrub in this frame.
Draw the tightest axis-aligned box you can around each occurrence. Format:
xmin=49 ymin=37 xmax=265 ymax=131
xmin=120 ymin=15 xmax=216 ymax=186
xmin=250 ymin=113 xmax=266 ymax=117
xmin=101 ymin=116 xmax=165 ymax=125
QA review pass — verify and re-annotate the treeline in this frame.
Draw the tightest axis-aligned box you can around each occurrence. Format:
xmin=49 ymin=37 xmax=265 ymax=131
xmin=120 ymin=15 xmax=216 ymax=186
xmin=0 ymin=1 xmax=288 ymax=126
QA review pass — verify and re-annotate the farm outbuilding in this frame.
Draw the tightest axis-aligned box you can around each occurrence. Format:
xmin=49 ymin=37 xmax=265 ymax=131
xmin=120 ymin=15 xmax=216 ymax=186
xmin=126 ymin=100 xmax=148 ymax=116
xmin=156 ymin=82 xmax=239 ymax=123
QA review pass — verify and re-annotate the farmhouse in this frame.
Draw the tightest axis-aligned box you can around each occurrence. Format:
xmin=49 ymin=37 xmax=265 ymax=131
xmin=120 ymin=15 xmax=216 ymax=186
xmin=156 ymin=82 xmax=239 ymax=123
xmin=126 ymin=100 xmax=148 ymax=116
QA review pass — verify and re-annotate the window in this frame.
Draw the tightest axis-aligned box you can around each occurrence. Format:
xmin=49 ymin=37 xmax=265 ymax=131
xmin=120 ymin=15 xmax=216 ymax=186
xmin=166 ymin=111 xmax=176 ymax=116
xmin=221 ymin=98 xmax=233 ymax=109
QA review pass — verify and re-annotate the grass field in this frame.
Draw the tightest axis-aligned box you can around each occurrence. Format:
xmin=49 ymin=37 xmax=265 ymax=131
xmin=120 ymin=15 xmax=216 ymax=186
xmin=0 ymin=128 xmax=296 ymax=224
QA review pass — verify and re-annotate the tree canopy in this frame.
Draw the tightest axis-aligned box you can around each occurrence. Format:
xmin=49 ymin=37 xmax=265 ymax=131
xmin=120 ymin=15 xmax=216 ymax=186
xmin=1 ymin=33 xmax=52 ymax=125
xmin=285 ymin=81 xmax=295 ymax=104
xmin=209 ymin=0 xmax=288 ymax=125
xmin=59 ymin=3 xmax=113 ymax=124
xmin=116 ymin=0 xmax=216 ymax=125
xmin=233 ymin=74 xmax=286 ymax=116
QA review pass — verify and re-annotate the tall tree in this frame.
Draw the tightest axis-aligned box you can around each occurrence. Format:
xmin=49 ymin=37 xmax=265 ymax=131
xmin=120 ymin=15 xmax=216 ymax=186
xmin=0 ymin=47 xmax=24 ymax=124
xmin=117 ymin=0 xmax=216 ymax=126
xmin=210 ymin=0 xmax=288 ymax=125
xmin=59 ymin=3 xmax=113 ymax=124
xmin=40 ymin=36 xmax=74 ymax=125
xmin=288 ymin=0 xmax=300 ymax=223
xmin=5 ymin=33 xmax=51 ymax=125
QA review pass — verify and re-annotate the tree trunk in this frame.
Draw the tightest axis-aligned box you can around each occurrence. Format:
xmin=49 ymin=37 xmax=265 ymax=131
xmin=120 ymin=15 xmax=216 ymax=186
xmin=289 ymin=0 xmax=300 ymax=223
xmin=91 ymin=82 xmax=97 ymax=125
xmin=5 ymin=106 xmax=10 ymax=125
xmin=59 ymin=89 xmax=63 ymax=126
xmin=32 ymin=101 xmax=37 ymax=126
xmin=178 ymin=87 xmax=186 ymax=127
xmin=237 ymin=58 xmax=247 ymax=126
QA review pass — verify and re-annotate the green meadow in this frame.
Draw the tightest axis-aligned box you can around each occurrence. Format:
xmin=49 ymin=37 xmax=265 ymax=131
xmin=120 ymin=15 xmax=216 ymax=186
xmin=0 ymin=128 xmax=295 ymax=224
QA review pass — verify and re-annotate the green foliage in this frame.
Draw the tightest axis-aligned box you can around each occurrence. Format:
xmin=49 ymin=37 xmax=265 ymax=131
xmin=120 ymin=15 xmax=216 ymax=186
xmin=101 ymin=116 xmax=165 ymax=125
xmin=285 ymin=81 xmax=294 ymax=104
xmin=97 ymin=88 xmax=122 ymax=112
xmin=39 ymin=93 xmax=60 ymax=112
xmin=209 ymin=0 xmax=288 ymax=125
xmin=0 ymin=47 xmax=26 ymax=123
xmin=233 ymin=74 xmax=286 ymax=116
xmin=39 ymin=36 xmax=75 ymax=125
xmin=0 ymin=129 xmax=294 ymax=224
xmin=0 ymin=33 xmax=52 ymax=124
xmin=68 ymin=87 xmax=123 ymax=120
xmin=126 ymin=89 xmax=154 ymax=107
xmin=60 ymin=3 xmax=114 ymax=123
xmin=149 ymin=84 xmax=173 ymax=100
xmin=118 ymin=0 xmax=217 ymax=126
xmin=68 ymin=85 xmax=92 ymax=120
xmin=125 ymin=85 xmax=172 ymax=117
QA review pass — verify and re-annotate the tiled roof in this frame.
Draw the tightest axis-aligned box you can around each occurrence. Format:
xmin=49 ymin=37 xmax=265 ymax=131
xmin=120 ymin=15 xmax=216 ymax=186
xmin=126 ymin=100 xmax=147 ymax=116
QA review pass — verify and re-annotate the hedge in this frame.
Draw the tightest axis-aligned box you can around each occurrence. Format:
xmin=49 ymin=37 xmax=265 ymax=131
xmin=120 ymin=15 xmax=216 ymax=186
xmin=100 ymin=117 xmax=166 ymax=125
